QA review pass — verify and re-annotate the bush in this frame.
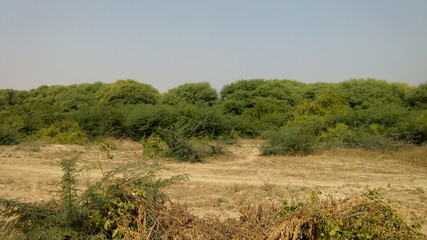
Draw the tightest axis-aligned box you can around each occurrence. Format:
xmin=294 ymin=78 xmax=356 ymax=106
xmin=392 ymin=110 xmax=427 ymax=144
xmin=318 ymin=123 xmax=351 ymax=143
xmin=140 ymin=133 xmax=167 ymax=158
xmin=159 ymin=129 xmax=203 ymax=162
xmin=338 ymin=78 xmax=409 ymax=109
xmin=121 ymin=104 xmax=176 ymax=140
xmin=156 ymin=129 xmax=227 ymax=162
xmin=95 ymin=79 xmax=160 ymax=105
xmin=172 ymin=104 xmax=233 ymax=139
xmin=29 ymin=120 xmax=89 ymax=144
xmin=66 ymin=104 xmax=124 ymax=138
xmin=0 ymin=126 xmax=21 ymax=145
xmin=261 ymin=124 xmax=317 ymax=156
xmin=338 ymin=128 xmax=401 ymax=151
xmin=0 ymin=157 xmax=187 ymax=239
xmin=162 ymin=82 xmax=218 ymax=106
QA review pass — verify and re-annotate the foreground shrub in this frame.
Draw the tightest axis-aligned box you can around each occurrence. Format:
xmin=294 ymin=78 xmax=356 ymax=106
xmin=29 ymin=120 xmax=89 ymax=144
xmin=0 ymin=157 xmax=187 ymax=239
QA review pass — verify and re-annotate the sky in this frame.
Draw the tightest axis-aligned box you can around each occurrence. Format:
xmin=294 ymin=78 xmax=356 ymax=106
xmin=1 ymin=1 xmax=426 ymax=92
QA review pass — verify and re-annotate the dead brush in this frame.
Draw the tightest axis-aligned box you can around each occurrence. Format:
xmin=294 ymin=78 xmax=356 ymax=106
xmin=267 ymin=190 xmax=427 ymax=240
xmin=160 ymin=201 xmax=277 ymax=240
xmin=159 ymin=202 xmax=242 ymax=240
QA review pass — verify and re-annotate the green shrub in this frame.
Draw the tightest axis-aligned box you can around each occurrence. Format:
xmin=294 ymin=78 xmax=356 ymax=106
xmin=162 ymin=82 xmax=218 ymax=106
xmin=338 ymin=78 xmax=409 ymax=109
xmin=318 ymin=123 xmax=351 ymax=143
xmin=0 ymin=126 xmax=21 ymax=145
xmin=140 ymin=133 xmax=167 ymax=158
xmin=392 ymin=110 xmax=427 ymax=144
xmin=173 ymin=104 xmax=233 ymax=139
xmin=29 ymin=120 xmax=89 ymax=144
xmin=156 ymin=129 xmax=227 ymax=162
xmin=4 ymin=103 xmax=65 ymax=136
xmin=67 ymin=104 xmax=125 ymax=138
xmin=261 ymin=124 xmax=317 ymax=156
xmin=227 ymin=114 xmax=258 ymax=137
xmin=95 ymin=79 xmax=160 ymax=105
xmin=339 ymin=129 xmax=400 ymax=151
xmin=159 ymin=129 xmax=203 ymax=162
xmin=121 ymin=104 xmax=176 ymax=140
xmin=0 ymin=157 xmax=187 ymax=239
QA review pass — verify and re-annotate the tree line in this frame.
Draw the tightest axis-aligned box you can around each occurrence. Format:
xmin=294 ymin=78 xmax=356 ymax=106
xmin=0 ymin=78 xmax=426 ymax=156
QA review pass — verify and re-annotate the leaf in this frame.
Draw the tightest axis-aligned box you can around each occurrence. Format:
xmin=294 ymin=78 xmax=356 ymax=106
xmin=104 ymin=220 xmax=111 ymax=231
xmin=112 ymin=228 xmax=119 ymax=238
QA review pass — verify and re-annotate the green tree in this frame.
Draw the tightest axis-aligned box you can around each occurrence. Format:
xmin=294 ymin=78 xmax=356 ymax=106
xmin=408 ymin=82 xmax=427 ymax=109
xmin=220 ymin=79 xmax=265 ymax=99
xmin=162 ymin=82 xmax=218 ymax=105
xmin=0 ymin=89 xmax=29 ymax=109
xmin=95 ymin=79 xmax=160 ymax=105
xmin=54 ymin=82 xmax=104 ymax=111
xmin=296 ymin=89 xmax=349 ymax=120
xmin=23 ymin=85 xmax=69 ymax=105
xmin=3 ymin=103 xmax=64 ymax=135
xmin=220 ymin=79 xmax=304 ymax=115
xmin=338 ymin=78 xmax=409 ymax=109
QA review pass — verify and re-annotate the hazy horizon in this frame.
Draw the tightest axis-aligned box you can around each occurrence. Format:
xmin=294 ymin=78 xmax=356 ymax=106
xmin=1 ymin=1 xmax=426 ymax=92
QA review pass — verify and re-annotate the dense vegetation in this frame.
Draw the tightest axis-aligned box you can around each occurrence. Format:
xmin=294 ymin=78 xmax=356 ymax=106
xmin=1 ymin=78 xmax=425 ymax=157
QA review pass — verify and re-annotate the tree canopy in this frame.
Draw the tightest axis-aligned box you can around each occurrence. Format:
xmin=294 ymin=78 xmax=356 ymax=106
xmin=95 ymin=79 xmax=160 ymax=105
xmin=0 ymin=78 xmax=425 ymax=148
xmin=162 ymin=82 xmax=218 ymax=106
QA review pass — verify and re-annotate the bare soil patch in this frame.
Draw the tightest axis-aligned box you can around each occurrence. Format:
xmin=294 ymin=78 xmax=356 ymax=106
xmin=0 ymin=139 xmax=426 ymax=234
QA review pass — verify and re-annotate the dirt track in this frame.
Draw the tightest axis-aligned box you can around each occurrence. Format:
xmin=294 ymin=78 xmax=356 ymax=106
xmin=0 ymin=139 xmax=426 ymax=233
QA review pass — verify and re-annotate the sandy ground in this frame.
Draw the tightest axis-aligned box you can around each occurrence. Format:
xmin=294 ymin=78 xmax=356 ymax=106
xmin=0 ymin=139 xmax=426 ymax=234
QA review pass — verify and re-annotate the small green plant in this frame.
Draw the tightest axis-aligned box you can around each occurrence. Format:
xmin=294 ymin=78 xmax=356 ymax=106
xmin=276 ymin=200 xmax=304 ymax=216
xmin=95 ymin=137 xmax=117 ymax=150
xmin=98 ymin=142 xmax=115 ymax=159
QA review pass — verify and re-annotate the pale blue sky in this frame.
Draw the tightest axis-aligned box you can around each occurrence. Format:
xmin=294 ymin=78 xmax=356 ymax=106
xmin=1 ymin=0 xmax=426 ymax=92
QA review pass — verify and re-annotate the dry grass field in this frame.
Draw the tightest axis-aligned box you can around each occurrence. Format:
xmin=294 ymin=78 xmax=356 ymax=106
xmin=0 ymin=139 xmax=426 ymax=235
